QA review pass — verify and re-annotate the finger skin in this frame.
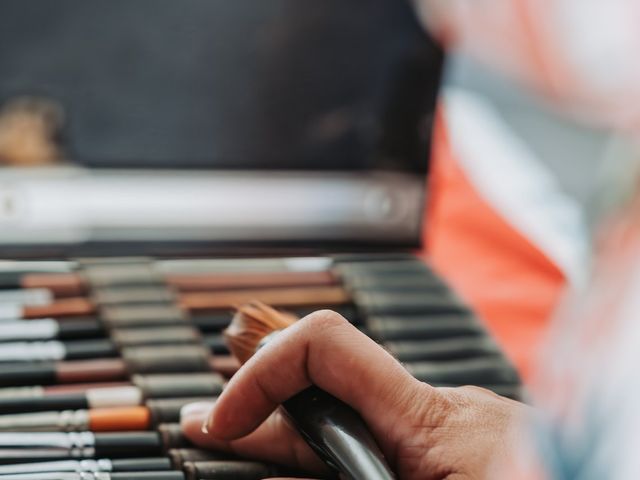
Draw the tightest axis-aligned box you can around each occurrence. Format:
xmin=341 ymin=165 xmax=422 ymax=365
xmin=207 ymin=310 xmax=431 ymax=457
xmin=181 ymin=403 xmax=328 ymax=475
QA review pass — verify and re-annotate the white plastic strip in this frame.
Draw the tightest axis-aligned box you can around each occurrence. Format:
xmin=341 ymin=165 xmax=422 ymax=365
xmin=0 ymin=410 xmax=88 ymax=431
xmin=0 ymin=460 xmax=83 ymax=474
xmin=0 ymin=289 xmax=53 ymax=306
xmin=0 ymin=319 xmax=59 ymax=341
xmin=0 ymin=261 xmax=74 ymax=273
xmin=282 ymin=258 xmax=334 ymax=272
xmin=0 ymin=386 xmax=45 ymax=399
xmin=0 ymin=459 xmax=111 ymax=474
xmin=0 ymin=431 xmax=95 ymax=448
xmin=159 ymin=257 xmax=332 ymax=274
xmin=443 ymin=87 xmax=589 ymax=286
xmin=0 ymin=341 xmax=66 ymax=362
xmin=86 ymin=387 xmax=143 ymax=409
xmin=0 ymin=304 xmax=22 ymax=321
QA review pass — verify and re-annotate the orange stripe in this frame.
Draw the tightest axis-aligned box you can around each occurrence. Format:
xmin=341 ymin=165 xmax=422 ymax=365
xmin=421 ymin=110 xmax=566 ymax=382
xmin=89 ymin=406 xmax=151 ymax=432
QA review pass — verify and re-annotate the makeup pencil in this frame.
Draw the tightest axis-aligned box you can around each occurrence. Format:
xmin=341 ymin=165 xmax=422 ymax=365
xmin=353 ymin=291 xmax=465 ymax=316
xmin=341 ymin=273 xmax=448 ymax=292
xmin=0 ymin=359 xmax=128 ymax=388
xmin=0 ymin=373 xmax=225 ymax=413
xmin=8 ymin=285 xmax=349 ymax=319
xmin=0 ymin=406 xmax=151 ymax=432
xmin=335 ymin=259 xmax=431 ymax=277
xmin=0 ymin=423 xmax=202 ymax=465
xmin=0 ymin=383 xmax=129 ymax=399
xmin=0 ymin=431 xmax=165 ymax=463
xmin=191 ymin=304 xmax=358 ymax=332
xmin=0 ymin=324 xmax=201 ymax=356
xmin=23 ymin=270 xmax=338 ymax=297
xmin=365 ymin=315 xmax=481 ymax=341
xmin=0 ymin=349 xmax=221 ymax=388
xmin=167 ymin=449 xmax=236 ymax=468
xmin=0 ymin=256 xmax=332 ymax=291
xmin=404 ymin=358 xmax=521 ymax=385
xmin=182 ymin=460 xmax=286 ymax=480
xmin=0 ymin=327 xmax=204 ymax=363
xmin=0 ymin=318 xmax=104 ymax=342
xmin=157 ymin=256 xmax=332 ymax=274
xmin=0 ymin=472 xmax=186 ymax=479
xmin=0 ymin=457 xmax=172 ymax=475
xmin=0 ymin=262 xmax=74 ymax=289
xmin=0 ymin=289 xmax=53 ymax=306
xmin=385 ymin=337 xmax=501 ymax=362
xmin=0 ymin=340 xmax=118 ymax=362
xmin=179 ymin=285 xmax=350 ymax=311
xmin=167 ymin=270 xmax=338 ymax=291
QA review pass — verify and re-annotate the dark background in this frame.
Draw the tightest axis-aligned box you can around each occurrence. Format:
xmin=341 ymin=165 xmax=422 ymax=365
xmin=0 ymin=0 xmax=442 ymax=171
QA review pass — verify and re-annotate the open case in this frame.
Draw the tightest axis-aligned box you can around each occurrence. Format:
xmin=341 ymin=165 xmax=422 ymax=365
xmin=0 ymin=1 xmax=520 ymax=477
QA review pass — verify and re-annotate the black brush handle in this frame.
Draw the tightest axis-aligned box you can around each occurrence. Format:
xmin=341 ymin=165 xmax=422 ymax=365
xmin=282 ymin=386 xmax=395 ymax=480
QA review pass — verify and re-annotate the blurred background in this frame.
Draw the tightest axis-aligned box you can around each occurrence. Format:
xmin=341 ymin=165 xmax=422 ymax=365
xmin=0 ymin=0 xmax=443 ymax=253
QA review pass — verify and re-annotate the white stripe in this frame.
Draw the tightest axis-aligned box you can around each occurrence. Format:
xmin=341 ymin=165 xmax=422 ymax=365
xmin=283 ymin=257 xmax=333 ymax=272
xmin=0 ymin=386 xmax=45 ymax=399
xmin=0 ymin=473 xmax=87 ymax=480
xmin=0 ymin=459 xmax=111 ymax=474
xmin=0 ymin=289 xmax=52 ymax=306
xmin=0 ymin=432 xmax=94 ymax=448
xmin=0 ymin=261 xmax=73 ymax=273
xmin=443 ymin=87 xmax=589 ymax=286
xmin=0 ymin=319 xmax=59 ymax=341
xmin=86 ymin=387 xmax=143 ymax=409
xmin=0 ymin=304 xmax=22 ymax=320
xmin=0 ymin=460 xmax=82 ymax=474
xmin=0 ymin=341 xmax=66 ymax=361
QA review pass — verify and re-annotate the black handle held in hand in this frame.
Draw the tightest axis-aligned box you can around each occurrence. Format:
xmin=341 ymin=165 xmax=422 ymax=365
xmin=282 ymin=386 xmax=396 ymax=480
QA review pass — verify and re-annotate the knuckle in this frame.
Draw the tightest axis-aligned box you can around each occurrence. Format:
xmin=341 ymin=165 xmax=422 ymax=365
xmin=302 ymin=309 xmax=349 ymax=331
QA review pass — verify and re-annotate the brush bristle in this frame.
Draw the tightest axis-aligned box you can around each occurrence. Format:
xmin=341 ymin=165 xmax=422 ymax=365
xmin=224 ymin=301 xmax=298 ymax=364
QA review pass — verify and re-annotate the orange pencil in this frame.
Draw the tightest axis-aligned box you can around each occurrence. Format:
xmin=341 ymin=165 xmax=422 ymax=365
xmin=0 ymin=397 xmax=210 ymax=432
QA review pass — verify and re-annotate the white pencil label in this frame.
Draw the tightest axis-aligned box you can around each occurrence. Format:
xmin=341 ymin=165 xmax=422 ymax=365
xmin=0 ymin=289 xmax=53 ymax=306
xmin=0 ymin=341 xmax=66 ymax=361
xmin=86 ymin=386 xmax=143 ymax=409
xmin=0 ymin=319 xmax=59 ymax=341
xmin=0 ymin=431 xmax=95 ymax=448
xmin=0 ymin=304 xmax=22 ymax=320
xmin=0 ymin=386 xmax=45 ymax=399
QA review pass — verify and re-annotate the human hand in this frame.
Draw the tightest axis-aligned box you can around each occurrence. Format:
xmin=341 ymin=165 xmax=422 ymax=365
xmin=181 ymin=310 xmax=527 ymax=479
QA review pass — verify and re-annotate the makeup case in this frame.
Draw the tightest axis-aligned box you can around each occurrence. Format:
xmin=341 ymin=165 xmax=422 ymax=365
xmin=0 ymin=1 xmax=521 ymax=477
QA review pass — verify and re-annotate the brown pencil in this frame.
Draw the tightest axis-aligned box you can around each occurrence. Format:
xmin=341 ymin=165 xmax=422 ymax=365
xmin=22 ymin=270 xmax=338 ymax=297
xmin=16 ymin=285 xmax=349 ymax=319
xmin=0 ymin=355 xmax=232 ymax=387
xmin=178 ymin=285 xmax=350 ymax=311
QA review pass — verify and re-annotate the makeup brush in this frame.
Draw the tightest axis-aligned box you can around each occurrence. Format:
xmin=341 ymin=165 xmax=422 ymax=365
xmin=224 ymin=302 xmax=396 ymax=480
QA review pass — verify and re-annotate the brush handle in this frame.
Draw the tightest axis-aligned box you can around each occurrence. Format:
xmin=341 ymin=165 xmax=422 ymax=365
xmin=282 ymin=386 xmax=395 ymax=480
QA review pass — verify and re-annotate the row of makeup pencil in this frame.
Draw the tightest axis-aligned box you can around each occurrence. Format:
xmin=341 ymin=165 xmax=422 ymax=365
xmin=0 ymin=254 xmax=521 ymax=479
xmin=0 ymin=256 xmax=345 ymax=479
xmin=0 ymin=254 xmax=522 ymax=394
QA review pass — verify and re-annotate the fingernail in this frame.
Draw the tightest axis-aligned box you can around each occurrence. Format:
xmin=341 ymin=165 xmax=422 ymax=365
xmin=201 ymin=416 xmax=211 ymax=434
xmin=180 ymin=401 xmax=214 ymax=421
